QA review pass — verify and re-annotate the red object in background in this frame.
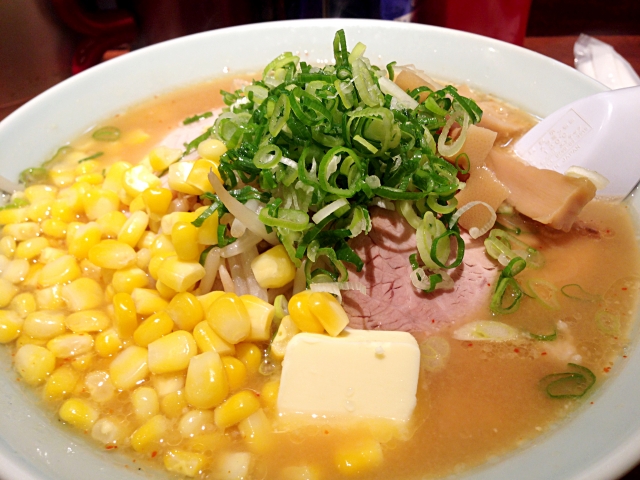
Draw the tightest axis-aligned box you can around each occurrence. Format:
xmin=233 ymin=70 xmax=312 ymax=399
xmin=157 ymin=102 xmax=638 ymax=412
xmin=413 ymin=0 xmax=533 ymax=45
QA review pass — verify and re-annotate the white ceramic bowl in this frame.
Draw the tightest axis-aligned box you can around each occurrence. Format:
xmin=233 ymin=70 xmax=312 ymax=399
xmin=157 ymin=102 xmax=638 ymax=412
xmin=1 ymin=18 xmax=638 ymax=480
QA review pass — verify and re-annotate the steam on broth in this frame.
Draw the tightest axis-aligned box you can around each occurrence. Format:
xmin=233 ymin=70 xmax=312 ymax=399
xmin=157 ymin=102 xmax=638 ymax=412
xmin=0 ymin=31 xmax=639 ymax=480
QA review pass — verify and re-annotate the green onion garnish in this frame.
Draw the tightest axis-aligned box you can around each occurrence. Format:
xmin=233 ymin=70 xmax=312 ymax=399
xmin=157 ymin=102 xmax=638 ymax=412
xmin=183 ymin=112 xmax=213 ymax=125
xmin=0 ymin=198 xmax=29 ymax=211
xmin=78 ymin=152 xmax=104 ymax=163
xmin=92 ymin=126 xmax=121 ymax=142
xmin=561 ymin=284 xmax=601 ymax=302
xmin=18 ymin=167 xmax=48 ymax=186
xmin=540 ymin=363 xmax=596 ymax=399
xmin=595 ymin=310 xmax=621 ymax=336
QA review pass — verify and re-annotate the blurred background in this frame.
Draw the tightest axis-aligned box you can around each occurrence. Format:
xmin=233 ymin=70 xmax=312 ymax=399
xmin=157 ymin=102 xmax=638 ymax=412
xmin=1 ymin=0 xmax=638 ymax=120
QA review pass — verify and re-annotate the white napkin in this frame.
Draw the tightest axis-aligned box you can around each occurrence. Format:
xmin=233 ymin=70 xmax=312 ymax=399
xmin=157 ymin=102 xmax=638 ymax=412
xmin=574 ymin=34 xmax=640 ymax=89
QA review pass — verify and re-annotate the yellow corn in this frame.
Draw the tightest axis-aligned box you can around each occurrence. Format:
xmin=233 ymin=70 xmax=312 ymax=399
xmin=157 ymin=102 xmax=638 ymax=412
xmin=150 ymin=233 xmax=177 ymax=257
xmin=222 ymin=356 xmax=247 ymax=392
xmin=121 ymin=128 xmax=150 ymax=145
xmin=131 ymin=288 xmax=169 ymax=315
xmin=123 ymin=164 xmax=161 ymax=198
xmin=65 ymin=309 xmax=110 ymax=333
xmin=0 ymin=207 xmax=30 ymax=226
xmin=0 ymin=309 xmax=23 ymax=343
xmin=75 ymin=159 xmax=99 ymax=175
xmin=164 ymin=449 xmax=206 ymax=477
xmin=3 ymin=222 xmax=40 ymax=241
xmin=288 ymin=291 xmax=325 ymax=334
xmin=35 ymin=285 xmax=66 ymax=310
xmin=2 ymin=258 xmax=30 ymax=283
xmin=260 ymin=381 xmax=279 ymax=410
xmin=61 ymin=277 xmax=104 ymax=311
xmin=49 ymin=199 xmax=75 ymax=222
xmin=96 ymin=210 xmax=127 ymax=238
xmin=38 ymin=254 xmax=81 ymax=288
xmin=91 ymin=416 xmax=132 ymax=446
xmin=160 ymin=389 xmax=188 ymax=418
xmin=82 ymin=188 xmax=120 ymax=220
xmin=130 ymin=414 xmax=170 ymax=453
xmin=47 ymin=333 xmax=94 ymax=358
xmin=196 ymin=290 xmax=225 ymax=312
xmin=43 ymin=365 xmax=80 ymax=401
xmin=41 ymin=218 xmax=68 ymax=238
xmin=84 ymin=370 xmax=115 ymax=403
xmin=59 ymin=398 xmax=100 ymax=431
xmin=133 ymin=311 xmax=173 ymax=347
xmin=171 ymin=221 xmax=200 ymax=262
xmin=197 ymin=210 xmax=219 ymax=246
xmin=168 ymin=162 xmax=201 ymax=195
xmin=38 ymin=246 xmax=67 ymax=264
xmin=15 ymin=335 xmax=47 ymax=349
xmin=109 ymin=345 xmax=149 ymax=390
xmin=23 ymin=310 xmax=66 ymax=339
xmin=206 ymin=293 xmax=251 ymax=345
xmin=250 ymin=245 xmax=296 ymax=289
xmin=308 ymin=291 xmax=350 ymax=337
xmin=186 ymin=159 xmax=220 ymax=194
xmin=70 ymin=351 xmax=95 ymax=371
xmin=102 ymin=161 xmax=132 ymax=193
xmin=14 ymin=344 xmax=56 ymax=385
xmin=25 ymin=184 xmax=57 ymax=203
xmin=136 ymin=247 xmax=152 ymax=270
xmin=152 ymin=372 xmax=186 ymax=397
xmin=118 ymin=210 xmax=149 ymax=247
xmin=197 ymin=138 xmax=227 ymax=162
xmin=9 ymin=292 xmax=36 ymax=318
xmin=142 ymin=186 xmax=173 ymax=217
xmin=95 ymin=328 xmax=123 ymax=357
xmin=131 ymin=386 xmax=160 ymax=423
xmin=148 ymin=253 xmax=170 ymax=280
xmin=192 ymin=321 xmax=235 ymax=356
xmin=155 ymin=280 xmax=177 ymax=300
xmin=166 ymin=292 xmax=203 ymax=331
xmin=214 ymin=390 xmax=261 ymax=429
xmin=157 ymin=256 xmax=205 ymax=293
xmin=149 ymin=146 xmax=181 ymax=171
xmin=148 ymin=330 xmax=197 ymax=374
xmin=185 ymin=351 xmax=228 ymax=409
xmin=26 ymin=200 xmax=51 ymax=223
xmin=335 ymin=438 xmax=384 ymax=476
xmin=130 ymin=195 xmax=147 ymax=214
xmin=15 ymin=237 xmax=49 ymax=260
xmin=184 ymin=431 xmax=230 ymax=453
xmin=235 ymin=342 xmax=262 ymax=375
xmin=49 ymin=167 xmax=75 ymax=188
xmin=271 ymin=315 xmax=300 ymax=360
xmin=237 ymin=408 xmax=273 ymax=454
xmin=112 ymin=292 xmax=138 ymax=339
xmin=178 ymin=409 xmax=216 ymax=438
xmin=68 ymin=222 xmax=102 ymax=260
xmin=0 ymin=236 xmax=16 ymax=258
xmin=112 ymin=267 xmax=148 ymax=294
xmin=0 ymin=278 xmax=19 ymax=308
xmin=240 ymin=295 xmax=275 ymax=342
xmin=75 ymin=172 xmax=104 ymax=185
xmin=88 ymin=239 xmax=136 ymax=269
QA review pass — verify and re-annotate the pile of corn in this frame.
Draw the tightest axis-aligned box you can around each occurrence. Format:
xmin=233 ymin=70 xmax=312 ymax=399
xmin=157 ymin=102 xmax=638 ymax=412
xmin=0 ymin=132 xmax=370 ymax=479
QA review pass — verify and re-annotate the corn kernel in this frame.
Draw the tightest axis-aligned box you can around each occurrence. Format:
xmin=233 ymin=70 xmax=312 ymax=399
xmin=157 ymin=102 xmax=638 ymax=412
xmin=111 ymin=267 xmax=148 ymax=294
xmin=131 ymin=288 xmax=169 ymax=316
xmin=26 ymin=200 xmax=51 ymax=223
xmin=0 ymin=236 xmax=16 ymax=258
xmin=71 ymin=352 xmax=95 ymax=371
xmin=136 ymin=247 xmax=152 ymax=270
xmin=235 ymin=342 xmax=262 ymax=375
xmin=206 ymin=293 xmax=251 ymax=345
xmin=185 ymin=351 xmax=228 ymax=409
xmin=171 ymin=221 xmax=200 ymax=262
xmin=88 ymin=239 xmax=136 ymax=269
xmin=136 ymin=230 xmax=156 ymax=250
xmin=39 ymin=246 xmax=67 ymax=264
xmin=84 ymin=370 xmax=116 ymax=402
xmin=82 ymin=188 xmax=120 ymax=220
xmin=178 ymin=409 xmax=216 ymax=438
xmin=288 ymin=291 xmax=324 ymax=334
xmin=222 ymin=356 xmax=247 ymax=392
xmin=149 ymin=146 xmax=181 ymax=171
xmin=3 ymin=222 xmax=40 ymax=241
xmin=158 ymin=256 xmax=205 ymax=293
xmin=75 ymin=172 xmax=104 ymax=185
xmin=148 ymin=330 xmax=197 ymax=374
xmin=47 ymin=333 xmax=94 ymax=358
xmin=0 ymin=278 xmax=19 ymax=308
xmin=0 ymin=309 xmax=23 ymax=343
xmin=95 ymin=328 xmax=123 ymax=357
xmin=152 ymin=372 xmax=185 ymax=397
xmin=38 ymin=254 xmax=81 ymax=288
xmin=134 ymin=311 xmax=173 ymax=347
xmin=142 ymin=186 xmax=172 ymax=217
xmin=43 ymin=365 xmax=80 ymax=401
xmin=186 ymin=159 xmax=220 ymax=194
xmin=155 ymin=280 xmax=177 ymax=300
xmin=193 ymin=321 xmax=235 ymax=356
xmin=35 ymin=284 xmax=65 ymax=310
xmin=96 ymin=210 xmax=127 ymax=238
xmin=118 ymin=210 xmax=149 ymax=247
xmin=168 ymin=162 xmax=200 ymax=195
xmin=9 ymin=292 xmax=36 ymax=318
xmin=25 ymin=184 xmax=57 ymax=203
xmin=102 ymin=161 xmax=132 ymax=193
xmin=130 ymin=414 xmax=170 ymax=452
xmin=76 ymin=159 xmax=99 ymax=175
xmin=62 ymin=277 xmax=104 ymax=311
xmin=161 ymin=389 xmax=188 ymax=418
xmin=59 ymin=398 xmax=99 ymax=431
xmin=240 ymin=295 xmax=275 ymax=342
xmin=150 ymin=233 xmax=176 ymax=257
xmin=166 ymin=292 xmax=203 ymax=331
xmin=91 ymin=416 xmax=132 ymax=446
xmin=112 ymin=292 xmax=138 ymax=339
xmin=15 ymin=237 xmax=49 ymax=260
xmin=2 ymin=258 xmax=29 ymax=283
xmin=197 ymin=290 xmax=226 ymax=312
xmin=148 ymin=253 xmax=170 ymax=280
xmin=197 ymin=138 xmax=227 ymax=162
xmin=184 ymin=431 xmax=230 ymax=453
xmin=122 ymin=128 xmax=150 ymax=145
xmin=308 ymin=291 xmax=350 ymax=337
xmin=49 ymin=199 xmax=75 ymax=222
xmin=41 ymin=218 xmax=68 ymax=238
xmin=335 ymin=438 xmax=384 ymax=476
xmin=123 ymin=164 xmax=161 ymax=198
xmin=214 ymin=390 xmax=261 ymax=429
xmin=260 ymin=381 xmax=279 ymax=410
xmin=15 ymin=334 xmax=47 ymax=349
xmin=238 ymin=408 xmax=273 ymax=454
xmin=250 ymin=245 xmax=296 ymax=289
xmin=131 ymin=386 xmax=160 ymax=422
xmin=164 ymin=449 xmax=206 ymax=477
xmin=65 ymin=309 xmax=110 ymax=333
xmin=110 ymin=345 xmax=149 ymax=390
xmin=68 ymin=222 xmax=102 ymax=260
xmin=23 ymin=310 xmax=66 ymax=339
xmin=0 ymin=207 xmax=30 ymax=225
xmin=14 ymin=344 xmax=56 ymax=384
xmin=197 ymin=210 xmax=219 ymax=246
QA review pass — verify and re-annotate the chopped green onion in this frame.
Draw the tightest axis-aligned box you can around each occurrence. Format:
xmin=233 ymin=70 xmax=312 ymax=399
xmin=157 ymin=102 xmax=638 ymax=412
xmin=18 ymin=167 xmax=48 ymax=186
xmin=217 ymin=224 xmax=236 ymax=247
xmin=183 ymin=112 xmax=213 ymax=125
xmin=561 ymin=284 xmax=601 ymax=302
xmin=78 ymin=152 xmax=104 ymax=163
xmin=540 ymin=363 xmax=596 ymax=399
xmin=253 ymin=145 xmax=282 ymax=169
xmin=0 ymin=198 xmax=29 ymax=211
xmin=92 ymin=126 xmax=121 ymax=142
xmin=595 ymin=310 xmax=621 ymax=336
xmin=527 ymin=279 xmax=560 ymax=310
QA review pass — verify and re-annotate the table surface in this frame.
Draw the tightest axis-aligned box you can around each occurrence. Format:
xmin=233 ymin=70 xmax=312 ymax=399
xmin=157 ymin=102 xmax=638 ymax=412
xmin=524 ymin=33 xmax=640 ymax=480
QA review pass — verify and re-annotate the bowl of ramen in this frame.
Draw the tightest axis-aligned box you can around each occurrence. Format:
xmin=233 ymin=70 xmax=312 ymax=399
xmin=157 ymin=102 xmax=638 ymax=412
xmin=1 ymin=18 xmax=639 ymax=480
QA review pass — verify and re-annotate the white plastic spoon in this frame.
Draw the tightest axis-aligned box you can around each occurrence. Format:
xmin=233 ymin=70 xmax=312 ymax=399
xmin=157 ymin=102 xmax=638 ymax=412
xmin=513 ymin=85 xmax=640 ymax=199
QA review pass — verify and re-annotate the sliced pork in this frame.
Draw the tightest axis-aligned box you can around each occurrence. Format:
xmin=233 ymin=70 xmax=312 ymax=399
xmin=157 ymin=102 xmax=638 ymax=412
xmin=342 ymin=207 xmax=498 ymax=333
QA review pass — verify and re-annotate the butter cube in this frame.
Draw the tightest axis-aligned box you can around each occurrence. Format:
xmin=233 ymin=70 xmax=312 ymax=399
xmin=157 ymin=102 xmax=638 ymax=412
xmin=277 ymin=329 xmax=420 ymax=423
